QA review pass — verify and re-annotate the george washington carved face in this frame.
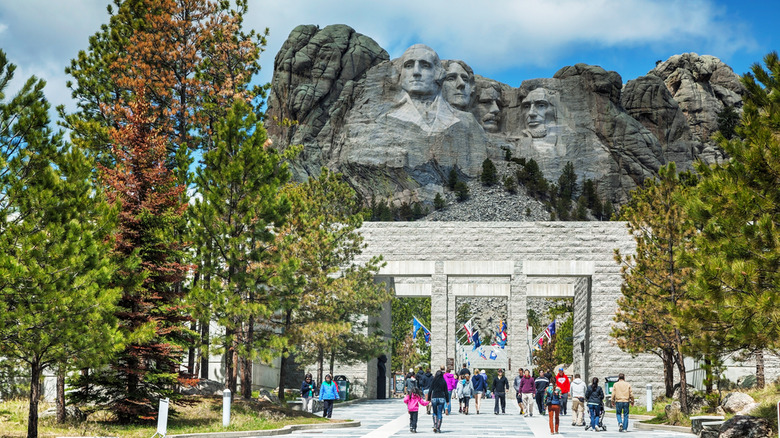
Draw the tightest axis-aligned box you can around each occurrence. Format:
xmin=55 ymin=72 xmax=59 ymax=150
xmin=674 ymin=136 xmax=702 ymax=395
xmin=399 ymin=44 xmax=444 ymax=99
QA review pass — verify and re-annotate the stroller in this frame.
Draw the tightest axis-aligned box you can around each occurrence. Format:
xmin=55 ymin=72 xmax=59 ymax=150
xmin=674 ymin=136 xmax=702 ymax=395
xmin=586 ymin=403 xmax=607 ymax=431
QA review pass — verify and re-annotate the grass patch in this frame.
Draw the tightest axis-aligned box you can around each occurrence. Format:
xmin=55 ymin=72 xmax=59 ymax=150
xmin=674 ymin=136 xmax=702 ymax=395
xmin=0 ymin=396 xmax=332 ymax=438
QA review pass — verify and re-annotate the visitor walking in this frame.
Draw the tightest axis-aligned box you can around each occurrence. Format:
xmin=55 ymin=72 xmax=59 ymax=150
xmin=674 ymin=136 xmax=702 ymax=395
xmin=534 ymin=371 xmax=550 ymax=415
xmin=427 ymin=370 xmax=450 ymax=433
xmin=519 ymin=369 xmax=536 ymax=417
xmin=404 ymin=371 xmax=418 ymax=394
xmin=300 ymin=373 xmax=317 ymax=413
xmin=458 ymin=363 xmax=470 ymax=378
xmin=513 ymin=368 xmax=525 ymax=415
xmin=544 ymin=382 xmax=563 ymax=434
xmin=612 ymin=373 xmax=634 ymax=432
xmin=471 ymin=368 xmax=487 ymax=414
xmin=422 ymin=368 xmax=433 ymax=414
xmin=318 ymin=374 xmax=340 ymax=418
xmin=443 ymin=368 xmax=458 ymax=415
xmin=492 ymin=369 xmax=509 ymax=414
xmin=404 ymin=387 xmax=429 ymax=433
xmin=585 ymin=377 xmax=605 ymax=431
xmin=456 ymin=373 xmax=474 ymax=415
xmin=555 ymin=367 xmax=571 ymax=415
xmin=570 ymin=373 xmax=587 ymax=426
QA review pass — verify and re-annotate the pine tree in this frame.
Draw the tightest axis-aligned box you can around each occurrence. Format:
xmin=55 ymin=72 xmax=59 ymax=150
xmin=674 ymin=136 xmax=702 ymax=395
xmin=448 ymin=167 xmax=459 ymax=190
xmin=480 ymin=158 xmax=498 ymax=186
xmin=434 ymin=192 xmax=446 ymax=210
xmin=69 ymin=93 xmax=193 ymax=422
xmin=558 ymin=161 xmax=577 ymax=200
xmin=688 ymin=52 xmax=780 ymax=389
xmin=272 ymin=169 xmax=390 ymax=396
xmin=455 ymin=181 xmax=470 ymax=202
xmin=0 ymin=52 xmax=122 ymax=438
xmin=189 ymin=100 xmax=292 ymax=397
xmin=612 ymin=163 xmax=699 ymax=408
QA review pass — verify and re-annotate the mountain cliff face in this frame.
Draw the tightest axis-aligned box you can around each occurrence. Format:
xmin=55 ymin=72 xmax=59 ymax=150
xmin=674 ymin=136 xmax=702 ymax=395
xmin=266 ymin=24 xmax=744 ymax=208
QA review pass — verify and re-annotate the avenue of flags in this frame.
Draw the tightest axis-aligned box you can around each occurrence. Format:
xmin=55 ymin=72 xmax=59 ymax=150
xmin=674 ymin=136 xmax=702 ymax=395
xmin=459 ymin=318 xmax=508 ymax=364
xmin=411 ymin=316 xmax=431 ymax=345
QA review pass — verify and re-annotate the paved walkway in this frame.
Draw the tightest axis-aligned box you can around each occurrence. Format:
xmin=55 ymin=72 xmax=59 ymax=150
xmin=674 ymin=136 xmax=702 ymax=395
xmin=288 ymin=399 xmax=696 ymax=437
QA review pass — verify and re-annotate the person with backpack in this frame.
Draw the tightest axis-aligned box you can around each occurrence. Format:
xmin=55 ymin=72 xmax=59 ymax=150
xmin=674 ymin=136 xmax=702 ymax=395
xmin=471 ymin=368 xmax=487 ymax=414
xmin=404 ymin=387 xmax=429 ymax=433
xmin=456 ymin=373 xmax=474 ymax=415
xmin=585 ymin=377 xmax=605 ymax=431
xmin=545 ymin=383 xmax=563 ymax=434
xmin=492 ymin=369 xmax=509 ymax=414
xmin=513 ymin=368 xmax=525 ymax=415
xmin=318 ymin=374 xmax=340 ymax=418
xmin=569 ymin=373 xmax=588 ymax=426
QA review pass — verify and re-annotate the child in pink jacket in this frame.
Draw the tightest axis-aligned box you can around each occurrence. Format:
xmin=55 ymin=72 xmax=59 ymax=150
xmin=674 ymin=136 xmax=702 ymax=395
xmin=403 ymin=387 xmax=429 ymax=433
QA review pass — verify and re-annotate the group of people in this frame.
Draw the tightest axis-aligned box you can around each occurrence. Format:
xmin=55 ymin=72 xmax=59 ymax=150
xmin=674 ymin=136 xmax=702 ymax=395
xmin=299 ymin=373 xmax=341 ymax=418
xmin=402 ymin=365 xmax=635 ymax=435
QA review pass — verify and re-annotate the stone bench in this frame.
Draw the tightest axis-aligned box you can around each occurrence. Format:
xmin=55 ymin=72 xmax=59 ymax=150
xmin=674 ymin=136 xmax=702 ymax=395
xmin=690 ymin=416 xmax=724 ymax=434
xmin=698 ymin=420 xmax=725 ymax=438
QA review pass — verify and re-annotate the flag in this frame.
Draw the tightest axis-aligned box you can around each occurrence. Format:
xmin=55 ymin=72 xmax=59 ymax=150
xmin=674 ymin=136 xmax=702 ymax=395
xmin=412 ymin=316 xmax=431 ymax=345
xmin=497 ymin=320 xmax=507 ymax=341
xmin=471 ymin=330 xmax=481 ymax=350
xmin=489 ymin=349 xmax=498 ymax=360
xmin=479 ymin=349 xmax=488 ymax=360
xmin=543 ymin=326 xmax=551 ymax=341
xmin=463 ymin=318 xmax=474 ymax=339
xmin=548 ymin=320 xmax=556 ymax=336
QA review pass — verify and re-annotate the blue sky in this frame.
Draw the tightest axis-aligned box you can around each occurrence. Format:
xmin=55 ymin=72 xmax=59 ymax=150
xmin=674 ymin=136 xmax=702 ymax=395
xmin=0 ymin=0 xmax=778 ymax=113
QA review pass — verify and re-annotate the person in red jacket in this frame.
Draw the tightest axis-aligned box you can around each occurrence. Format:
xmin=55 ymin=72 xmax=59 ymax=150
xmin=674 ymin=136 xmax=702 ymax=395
xmin=555 ymin=368 xmax=571 ymax=416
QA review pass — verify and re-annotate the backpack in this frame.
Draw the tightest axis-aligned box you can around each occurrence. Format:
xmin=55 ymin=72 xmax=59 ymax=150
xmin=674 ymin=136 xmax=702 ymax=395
xmin=545 ymin=386 xmax=561 ymax=406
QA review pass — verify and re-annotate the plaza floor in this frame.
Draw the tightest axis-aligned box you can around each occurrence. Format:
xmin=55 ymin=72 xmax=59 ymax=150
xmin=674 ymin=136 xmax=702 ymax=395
xmin=287 ymin=398 xmax=696 ymax=437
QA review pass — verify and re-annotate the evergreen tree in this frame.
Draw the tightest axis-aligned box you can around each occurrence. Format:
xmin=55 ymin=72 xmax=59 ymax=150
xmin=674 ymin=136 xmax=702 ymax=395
xmin=503 ymin=175 xmax=518 ymax=194
xmin=188 ymin=100 xmax=292 ymax=397
xmin=455 ymin=181 xmax=469 ymax=202
xmin=69 ymin=93 xmax=193 ymax=422
xmin=448 ymin=167 xmax=459 ymax=190
xmin=272 ymin=169 xmax=390 ymax=398
xmin=480 ymin=158 xmax=498 ymax=186
xmin=612 ymin=163 xmax=699 ymax=407
xmin=434 ymin=193 xmax=446 ymax=210
xmin=391 ymin=297 xmax=431 ymax=371
xmin=0 ymin=52 xmax=122 ymax=438
xmin=688 ymin=52 xmax=780 ymax=389
xmin=716 ymin=105 xmax=741 ymax=140
xmin=558 ymin=161 xmax=577 ymax=200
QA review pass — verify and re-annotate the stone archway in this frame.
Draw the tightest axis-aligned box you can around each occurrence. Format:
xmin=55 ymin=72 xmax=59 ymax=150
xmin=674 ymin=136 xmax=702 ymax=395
xmin=351 ymin=221 xmax=662 ymax=403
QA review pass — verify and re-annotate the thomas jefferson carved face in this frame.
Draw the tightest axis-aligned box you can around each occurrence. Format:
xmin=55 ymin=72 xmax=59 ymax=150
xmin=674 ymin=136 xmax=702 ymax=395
xmin=522 ymin=88 xmax=556 ymax=138
xmin=474 ymin=86 xmax=502 ymax=132
xmin=442 ymin=61 xmax=474 ymax=110
xmin=399 ymin=45 xmax=444 ymax=99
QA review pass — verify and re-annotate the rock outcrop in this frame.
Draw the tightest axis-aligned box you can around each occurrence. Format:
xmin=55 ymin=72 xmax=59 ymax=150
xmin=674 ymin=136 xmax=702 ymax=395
xmin=719 ymin=415 xmax=772 ymax=438
xmin=266 ymin=26 xmax=744 ymax=208
xmin=722 ymin=391 xmax=756 ymax=414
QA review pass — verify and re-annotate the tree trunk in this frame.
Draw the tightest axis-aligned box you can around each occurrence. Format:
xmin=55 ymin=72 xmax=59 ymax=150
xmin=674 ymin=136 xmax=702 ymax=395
xmin=673 ymin=333 xmax=689 ymax=414
xmin=27 ymin=360 xmax=42 ymax=438
xmin=755 ymin=349 xmax=765 ymax=389
xmin=187 ymin=320 xmax=197 ymax=376
xmin=225 ymin=327 xmax=235 ymax=391
xmin=663 ymin=348 xmax=675 ymax=398
xmin=241 ymin=318 xmax=253 ymax=399
xmin=200 ymin=317 xmax=209 ymax=379
xmin=231 ymin=333 xmax=239 ymax=394
xmin=56 ymin=367 xmax=66 ymax=423
xmin=277 ymin=309 xmax=293 ymax=404
xmin=329 ymin=348 xmax=335 ymax=377
xmin=317 ymin=346 xmax=324 ymax=384
xmin=704 ymin=358 xmax=713 ymax=394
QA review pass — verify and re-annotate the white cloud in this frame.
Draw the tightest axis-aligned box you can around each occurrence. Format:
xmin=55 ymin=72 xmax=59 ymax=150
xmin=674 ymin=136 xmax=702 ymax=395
xmin=0 ymin=0 xmax=758 ymax=116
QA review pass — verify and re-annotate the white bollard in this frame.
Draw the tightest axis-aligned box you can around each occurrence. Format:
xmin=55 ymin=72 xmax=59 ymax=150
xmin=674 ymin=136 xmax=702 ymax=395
xmin=223 ymin=388 xmax=232 ymax=427
xmin=646 ymin=383 xmax=653 ymax=412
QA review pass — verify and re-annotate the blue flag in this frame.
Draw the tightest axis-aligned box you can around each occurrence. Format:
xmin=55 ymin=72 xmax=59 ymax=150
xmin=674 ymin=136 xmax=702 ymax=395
xmin=412 ymin=316 xmax=423 ymax=339
xmin=471 ymin=330 xmax=481 ymax=350
xmin=548 ymin=320 xmax=556 ymax=336
xmin=489 ymin=349 xmax=498 ymax=360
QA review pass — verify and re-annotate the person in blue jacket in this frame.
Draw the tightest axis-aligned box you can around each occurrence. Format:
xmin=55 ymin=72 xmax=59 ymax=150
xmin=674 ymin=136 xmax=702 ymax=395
xmin=319 ymin=374 xmax=340 ymax=418
xmin=471 ymin=368 xmax=487 ymax=414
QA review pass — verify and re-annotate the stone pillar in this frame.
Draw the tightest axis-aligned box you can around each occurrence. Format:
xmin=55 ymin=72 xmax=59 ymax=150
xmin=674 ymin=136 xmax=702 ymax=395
xmin=508 ymin=261 xmax=528 ymax=370
xmin=446 ymin=276 xmax=457 ymax=370
xmin=431 ymin=261 xmax=448 ymax=369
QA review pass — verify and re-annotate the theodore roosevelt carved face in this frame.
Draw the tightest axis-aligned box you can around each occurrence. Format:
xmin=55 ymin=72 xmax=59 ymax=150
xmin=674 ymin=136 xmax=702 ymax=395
xmin=474 ymin=84 xmax=502 ymax=133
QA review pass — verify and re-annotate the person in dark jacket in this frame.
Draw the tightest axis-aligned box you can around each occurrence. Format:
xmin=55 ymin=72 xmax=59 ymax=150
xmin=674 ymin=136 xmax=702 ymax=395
xmin=519 ymin=369 xmax=536 ymax=417
xmin=471 ymin=368 xmax=487 ymax=414
xmin=427 ymin=370 xmax=450 ymax=433
xmin=458 ymin=363 xmax=470 ymax=378
xmin=300 ymin=373 xmax=317 ymax=413
xmin=404 ymin=371 xmax=418 ymax=394
xmin=585 ymin=377 xmax=605 ymax=431
xmin=422 ymin=368 xmax=433 ymax=414
xmin=534 ymin=371 xmax=550 ymax=415
xmin=492 ymin=369 xmax=510 ymax=414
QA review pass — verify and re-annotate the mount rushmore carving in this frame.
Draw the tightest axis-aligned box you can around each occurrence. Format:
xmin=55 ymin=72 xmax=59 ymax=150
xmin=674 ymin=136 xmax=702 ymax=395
xmin=266 ymin=24 xmax=744 ymax=206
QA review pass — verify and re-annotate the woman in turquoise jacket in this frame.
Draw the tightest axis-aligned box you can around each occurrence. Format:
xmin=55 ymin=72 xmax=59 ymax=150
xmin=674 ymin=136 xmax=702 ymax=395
xmin=319 ymin=374 xmax=340 ymax=418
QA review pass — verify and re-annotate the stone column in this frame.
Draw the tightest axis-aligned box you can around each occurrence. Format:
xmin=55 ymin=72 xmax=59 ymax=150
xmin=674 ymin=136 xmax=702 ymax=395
xmin=508 ymin=261 xmax=528 ymax=370
xmin=431 ymin=261 xmax=448 ymax=369
xmin=446 ymin=275 xmax=457 ymax=370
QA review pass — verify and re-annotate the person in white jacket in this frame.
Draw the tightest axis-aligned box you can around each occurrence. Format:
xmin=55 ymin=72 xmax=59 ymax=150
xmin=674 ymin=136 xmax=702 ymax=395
xmin=569 ymin=373 xmax=588 ymax=426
